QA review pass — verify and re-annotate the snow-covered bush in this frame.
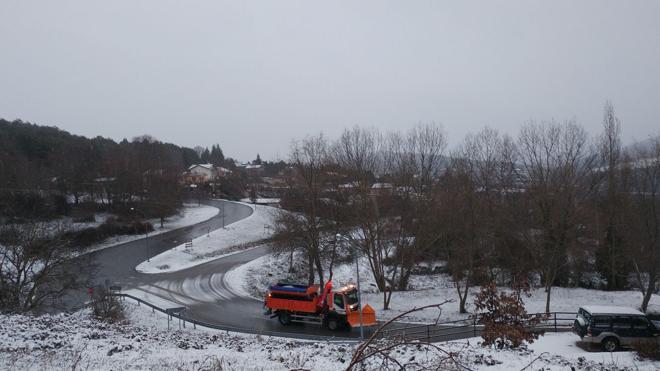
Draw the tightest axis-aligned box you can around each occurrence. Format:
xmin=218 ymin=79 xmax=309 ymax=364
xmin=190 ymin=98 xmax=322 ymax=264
xmin=0 ymin=223 xmax=89 ymax=313
xmin=91 ymin=288 xmax=124 ymax=322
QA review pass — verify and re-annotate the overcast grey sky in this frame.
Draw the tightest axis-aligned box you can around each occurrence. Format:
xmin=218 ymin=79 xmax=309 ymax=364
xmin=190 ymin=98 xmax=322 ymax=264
xmin=1 ymin=1 xmax=659 ymax=161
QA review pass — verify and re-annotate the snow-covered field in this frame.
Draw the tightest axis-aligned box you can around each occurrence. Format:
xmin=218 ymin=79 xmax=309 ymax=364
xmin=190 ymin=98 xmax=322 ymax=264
xmin=0 ymin=302 xmax=656 ymax=370
xmin=79 ymin=203 xmax=220 ymax=256
xmin=136 ymin=203 xmax=277 ymax=273
xmin=229 ymin=251 xmax=660 ymax=324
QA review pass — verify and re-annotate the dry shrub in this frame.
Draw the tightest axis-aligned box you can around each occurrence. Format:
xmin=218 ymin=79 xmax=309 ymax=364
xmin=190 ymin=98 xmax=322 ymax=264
xmin=91 ymin=287 xmax=124 ymax=322
xmin=474 ymin=281 xmax=543 ymax=349
xmin=632 ymin=340 xmax=660 ymax=361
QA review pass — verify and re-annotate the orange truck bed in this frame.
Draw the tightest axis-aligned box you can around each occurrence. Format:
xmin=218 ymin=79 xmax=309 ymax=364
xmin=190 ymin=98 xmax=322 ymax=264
xmin=265 ymin=283 xmax=321 ymax=314
xmin=265 ymin=296 xmax=320 ymax=314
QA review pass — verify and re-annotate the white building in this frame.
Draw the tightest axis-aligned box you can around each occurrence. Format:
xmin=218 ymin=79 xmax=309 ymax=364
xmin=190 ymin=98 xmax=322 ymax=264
xmin=183 ymin=164 xmax=232 ymax=184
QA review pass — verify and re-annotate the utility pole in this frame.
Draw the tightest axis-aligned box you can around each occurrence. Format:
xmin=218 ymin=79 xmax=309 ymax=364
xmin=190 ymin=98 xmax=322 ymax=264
xmin=146 ymin=230 xmax=150 ymax=262
xmin=338 ymin=234 xmax=364 ymax=340
xmin=355 ymin=243 xmax=364 ymax=341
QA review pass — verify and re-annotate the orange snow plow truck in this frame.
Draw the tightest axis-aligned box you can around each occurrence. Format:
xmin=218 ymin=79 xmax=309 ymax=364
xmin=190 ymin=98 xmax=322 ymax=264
xmin=263 ymin=281 xmax=376 ymax=331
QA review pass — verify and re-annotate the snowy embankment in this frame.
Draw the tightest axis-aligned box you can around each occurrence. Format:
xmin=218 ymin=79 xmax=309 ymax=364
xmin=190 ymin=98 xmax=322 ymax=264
xmin=239 ymin=197 xmax=281 ymax=204
xmin=79 ymin=204 xmax=219 ymax=256
xmin=228 ymin=252 xmax=660 ymax=324
xmin=1 ymin=302 xmax=656 ymax=370
xmin=136 ymin=203 xmax=277 ymax=273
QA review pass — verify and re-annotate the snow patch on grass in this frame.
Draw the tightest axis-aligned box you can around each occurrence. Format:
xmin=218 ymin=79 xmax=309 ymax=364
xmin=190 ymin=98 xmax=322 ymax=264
xmin=229 ymin=252 xmax=660 ymax=324
xmin=136 ymin=203 xmax=277 ymax=274
xmin=79 ymin=204 xmax=219 ymax=256
xmin=0 ymin=303 xmax=656 ymax=370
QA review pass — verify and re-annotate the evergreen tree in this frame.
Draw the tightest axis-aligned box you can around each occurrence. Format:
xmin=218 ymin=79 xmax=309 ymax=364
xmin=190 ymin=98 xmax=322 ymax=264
xmin=210 ymin=144 xmax=225 ymax=166
xmin=201 ymin=148 xmax=210 ymax=163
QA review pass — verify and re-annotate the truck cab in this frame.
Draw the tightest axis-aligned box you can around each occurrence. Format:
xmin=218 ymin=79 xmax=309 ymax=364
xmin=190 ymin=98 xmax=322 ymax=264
xmin=328 ymin=286 xmax=358 ymax=312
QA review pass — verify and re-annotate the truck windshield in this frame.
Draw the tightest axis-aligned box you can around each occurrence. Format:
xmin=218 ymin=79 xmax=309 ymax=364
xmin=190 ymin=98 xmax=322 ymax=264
xmin=345 ymin=289 xmax=359 ymax=305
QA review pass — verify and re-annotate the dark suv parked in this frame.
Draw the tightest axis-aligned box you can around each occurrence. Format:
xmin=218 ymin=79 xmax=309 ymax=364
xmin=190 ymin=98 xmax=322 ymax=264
xmin=572 ymin=305 xmax=660 ymax=351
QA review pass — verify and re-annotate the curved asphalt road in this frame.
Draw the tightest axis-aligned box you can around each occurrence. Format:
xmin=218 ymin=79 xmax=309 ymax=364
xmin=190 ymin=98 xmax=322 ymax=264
xmin=76 ymin=199 xmax=380 ymax=340
xmin=89 ymin=200 xmax=252 ymax=287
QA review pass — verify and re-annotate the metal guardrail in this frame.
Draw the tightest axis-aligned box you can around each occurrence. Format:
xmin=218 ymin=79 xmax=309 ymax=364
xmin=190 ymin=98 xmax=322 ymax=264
xmin=111 ymin=293 xmax=578 ymax=344
xmin=108 ymin=293 xmax=361 ymax=342
xmin=379 ymin=311 xmax=577 ymax=343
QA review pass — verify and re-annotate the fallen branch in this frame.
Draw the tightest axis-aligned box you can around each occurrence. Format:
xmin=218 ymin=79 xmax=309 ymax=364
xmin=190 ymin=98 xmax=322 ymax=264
xmin=346 ymin=300 xmax=454 ymax=371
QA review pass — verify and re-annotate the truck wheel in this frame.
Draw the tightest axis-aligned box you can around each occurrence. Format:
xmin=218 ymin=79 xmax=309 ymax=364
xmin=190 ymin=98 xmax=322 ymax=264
xmin=327 ymin=317 xmax=340 ymax=331
xmin=602 ymin=337 xmax=619 ymax=352
xmin=278 ymin=312 xmax=291 ymax=326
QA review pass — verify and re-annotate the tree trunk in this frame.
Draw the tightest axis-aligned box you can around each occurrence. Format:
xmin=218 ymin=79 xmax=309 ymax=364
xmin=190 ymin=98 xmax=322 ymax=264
xmin=397 ymin=268 xmax=411 ymax=291
xmin=316 ymin=257 xmax=324 ymax=290
xmin=641 ymin=272 xmax=656 ymax=312
xmin=455 ymin=279 xmax=469 ymax=314
xmin=459 ymin=295 xmax=468 ymax=314
xmin=383 ymin=289 xmax=391 ymax=310
xmin=288 ymin=249 xmax=294 ymax=273
xmin=461 ymin=280 xmax=470 ymax=313
xmin=545 ymin=284 xmax=552 ymax=313
xmin=307 ymin=256 xmax=315 ymax=286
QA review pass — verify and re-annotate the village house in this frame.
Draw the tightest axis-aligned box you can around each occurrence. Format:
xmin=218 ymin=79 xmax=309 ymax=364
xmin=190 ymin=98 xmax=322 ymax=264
xmin=182 ymin=164 xmax=232 ymax=185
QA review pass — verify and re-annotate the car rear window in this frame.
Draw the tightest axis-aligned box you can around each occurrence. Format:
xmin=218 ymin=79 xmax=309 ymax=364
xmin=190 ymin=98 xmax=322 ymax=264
xmin=578 ymin=308 xmax=592 ymax=323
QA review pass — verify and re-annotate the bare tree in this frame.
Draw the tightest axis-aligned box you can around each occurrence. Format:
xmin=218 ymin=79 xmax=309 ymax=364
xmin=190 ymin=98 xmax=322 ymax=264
xmin=387 ymin=124 xmax=447 ymax=291
xmin=280 ymin=134 xmax=332 ymax=287
xmin=625 ymin=137 xmax=660 ymax=312
xmin=595 ymin=102 xmax=629 ymax=290
xmin=193 ymin=145 xmax=206 ymax=158
xmin=517 ymin=120 xmax=597 ymax=313
xmin=332 ymin=125 xmax=448 ymax=310
xmin=441 ymin=127 xmax=516 ymax=313
xmin=0 ymin=223 xmax=89 ymax=313
xmin=334 ymin=127 xmax=400 ymax=309
xmin=346 ymin=301 xmax=458 ymax=371
xmin=440 ymin=161 xmax=480 ymax=314
xmin=271 ymin=208 xmax=311 ymax=275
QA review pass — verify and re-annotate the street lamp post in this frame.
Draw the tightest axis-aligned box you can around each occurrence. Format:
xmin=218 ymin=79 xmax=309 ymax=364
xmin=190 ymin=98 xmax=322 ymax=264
xmin=145 ymin=229 xmax=149 ymax=262
xmin=338 ymin=234 xmax=364 ymax=340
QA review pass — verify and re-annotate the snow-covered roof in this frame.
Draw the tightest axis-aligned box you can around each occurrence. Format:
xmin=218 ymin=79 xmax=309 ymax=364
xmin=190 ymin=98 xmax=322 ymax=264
xmin=94 ymin=177 xmax=116 ymax=182
xmin=217 ymin=167 xmax=232 ymax=173
xmin=188 ymin=163 xmax=214 ymax=170
xmin=371 ymin=182 xmax=393 ymax=189
xmin=245 ymin=164 xmax=262 ymax=169
xmin=339 ymin=182 xmax=359 ymax=189
xmin=580 ymin=306 xmax=644 ymax=315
